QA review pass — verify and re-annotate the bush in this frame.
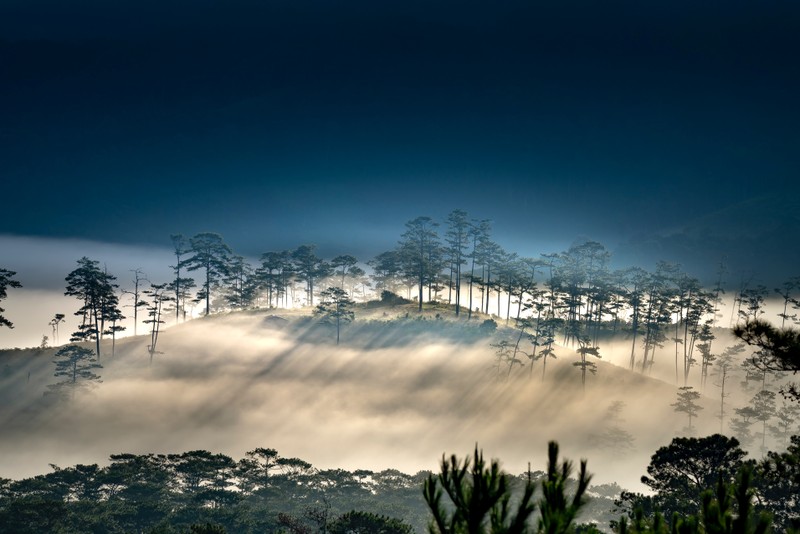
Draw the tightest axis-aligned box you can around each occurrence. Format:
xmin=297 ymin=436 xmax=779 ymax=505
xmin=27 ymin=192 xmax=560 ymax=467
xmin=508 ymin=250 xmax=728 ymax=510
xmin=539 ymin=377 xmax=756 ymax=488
xmin=380 ymin=291 xmax=410 ymax=305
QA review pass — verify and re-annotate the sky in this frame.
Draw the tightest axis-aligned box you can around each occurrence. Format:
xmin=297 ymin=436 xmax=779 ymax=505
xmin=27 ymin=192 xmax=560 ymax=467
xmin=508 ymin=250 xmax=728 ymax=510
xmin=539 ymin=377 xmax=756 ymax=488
xmin=1 ymin=1 xmax=799 ymax=285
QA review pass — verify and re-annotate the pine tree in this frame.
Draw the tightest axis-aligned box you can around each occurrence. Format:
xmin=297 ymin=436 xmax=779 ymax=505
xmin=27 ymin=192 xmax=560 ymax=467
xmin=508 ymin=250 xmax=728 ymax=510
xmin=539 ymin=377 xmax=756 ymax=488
xmin=398 ymin=217 xmax=441 ymax=312
xmin=0 ymin=268 xmax=22 ymax=329
xmin=64 ymin=257 xmax=120 ymax=360
xmin=184 ymin=233 xmax=233 ymax=316
xmin=671 ymin=386 xmax=703 ymax=434
xmin=291 ymin=244 xmax=331 ymax=307
xmin=314 ymin=286 xmax=355 ymax=345
xmin=49 ymin=345 xmax=102 ymax=399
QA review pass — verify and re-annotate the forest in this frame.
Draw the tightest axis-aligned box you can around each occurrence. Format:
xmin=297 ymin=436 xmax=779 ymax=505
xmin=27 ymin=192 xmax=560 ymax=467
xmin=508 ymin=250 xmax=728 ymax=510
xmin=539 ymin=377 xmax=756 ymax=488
xmin=1 ymin=209 xmax=799 ymax=533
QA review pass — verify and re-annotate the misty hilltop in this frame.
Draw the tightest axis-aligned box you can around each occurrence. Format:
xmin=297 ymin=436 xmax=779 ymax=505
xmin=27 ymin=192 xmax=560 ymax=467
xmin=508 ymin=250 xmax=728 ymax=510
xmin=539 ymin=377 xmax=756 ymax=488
xmin=0 ymin=303 xmax=754 ymax=492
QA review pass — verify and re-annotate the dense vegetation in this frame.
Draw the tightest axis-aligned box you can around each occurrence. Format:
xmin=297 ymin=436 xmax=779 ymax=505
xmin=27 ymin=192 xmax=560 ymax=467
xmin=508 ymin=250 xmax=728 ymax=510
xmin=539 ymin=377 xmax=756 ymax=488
xmin=0 ymin=435 xmax=797 ymax=532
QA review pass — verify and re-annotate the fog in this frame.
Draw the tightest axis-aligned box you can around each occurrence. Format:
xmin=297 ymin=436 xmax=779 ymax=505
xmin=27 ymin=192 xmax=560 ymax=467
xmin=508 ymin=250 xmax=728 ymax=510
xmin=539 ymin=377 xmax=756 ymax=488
xmin=3 ymin=309 xmax=782 ymax=495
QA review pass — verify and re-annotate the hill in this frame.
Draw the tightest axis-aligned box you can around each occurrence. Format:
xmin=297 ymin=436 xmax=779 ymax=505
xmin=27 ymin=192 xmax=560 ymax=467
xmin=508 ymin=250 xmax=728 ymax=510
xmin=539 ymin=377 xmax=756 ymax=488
xmin=0 ymin=304 xmax=745 ymax=492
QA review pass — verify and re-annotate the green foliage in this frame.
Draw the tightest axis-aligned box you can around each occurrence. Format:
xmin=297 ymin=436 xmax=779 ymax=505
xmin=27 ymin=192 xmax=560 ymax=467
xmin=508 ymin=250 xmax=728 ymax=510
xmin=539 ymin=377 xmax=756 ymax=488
xmin=292 ymin=244 xmax=332 ymax=307
xmin=381 ymin=290 xmax=411 ymax=305
xmin=638 ymin=434 xmax=746 ymax=519
xmin=423 ymin=442 xmax=591 ymax=534
xmin=538 ymin=442 xmax=592 ymax=534
xmin=184 ymin=233 xmax=233 ymax=316
xmin=48 ymin=344 xmax=101 ymax=398
xmin=0 ymin=267 xmax=22 ymax=328
xmin=671 ymin=387 xmax=703 ymax=434
xmin=755 ymin=435 xmax=800 ymax=530
xmin=733 ymin=319 xmax=800 ymax=375
xmin=0 ymin=447 xmax=425 ymax=533
xmin=423 ymin=445 xmax=536 ymax=533
xmin=64 ymin=257 xmax=121 ymax=359
xmin=398 ymin=216 xmax=441 ymax=312
xmin=616 ymin=465 xmax=771 ymax=534
xmin=314 ymin=286 xmax=356 ymax=344
xmin=480 ymin=318 xmax=498 ymax=332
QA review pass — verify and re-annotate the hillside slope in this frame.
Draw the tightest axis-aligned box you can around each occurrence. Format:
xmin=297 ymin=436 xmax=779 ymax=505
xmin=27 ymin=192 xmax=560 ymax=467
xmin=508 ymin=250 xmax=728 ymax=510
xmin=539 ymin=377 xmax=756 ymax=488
xmin=0 ymin=307 xmax=734 ymax=491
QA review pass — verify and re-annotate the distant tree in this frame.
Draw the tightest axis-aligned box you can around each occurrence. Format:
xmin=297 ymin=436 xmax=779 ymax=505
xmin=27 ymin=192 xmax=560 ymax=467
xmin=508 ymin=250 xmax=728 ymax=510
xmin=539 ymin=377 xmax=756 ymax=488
xmin=236 ymin=447 xmax=279 ymax=494
xmin=103 ymin=295 xmax=126 ymax=358
xmin=224 ymin=255 xmax=257 ymax=309
xmin=314 ymin=286 xmax=355 ymax=345
xmin=621 ymin=267 xmax=649 ymax=371
xmin=368 ymin=250 xmax=403 ymax=296
xmin=491 ymin=339 xmax=523 ymax=380
xmin=466 ymin=219 xmax=491 ymax=319
xmin=167 ymin=275 xmax=195 ymax=322
xmin=712 ymin=345 xmax=744 ymax=433
xmin=184 ymin=233 xmax=233 ymax=316
xmin=750 ymin=389 xmax=776 ymax=453
xmin=170 ymin=234 xmax=194 ymax=322
xmin=398 ymin=216 xmax=440 ymax=312
xmin=0 ymin=268 xmax=22 ymax=329
xmin=477 ymin=241 xmax=502 ymax=316
xmin=671 ymin=386 xmax=703 ymax=434
xmin=639 ymin=262 xmax=677 ymax=374
xmin=445 ymin=209 xmax=470 ymax=315
xmin=696 ymin=322 xmax=716 ymax=388
xmin=535 ymin=315 xmax=559 ymax=382
xmin=292 ymin=244 xmax=331 ymax=307
xmin=729 ymin=405 xmax=758 ymax=447
xmin=346 ymin=265 xmax=369 ymax=300
xmin=143 ymin=283 xmax=170 ymax=364
xmin=49 ymin=345 xmax=102 ymax=399
xmin=331 ymin=255 xmax=359 ymax=290
xmin=166 ymin=450 xmax=238 ymax=510
xmin=48 ymin=313 xmax=65 ymax=345
xmin=64 ymin=257 xmax=120 ymax=360
xmin=589 ymin=401 xmax=635 ymax=455
xmin=256 ymin=250 xmax=289 ymax=308
xmin=121 ymin=268 xmax=148 ymax=336
xmin=768 ymin=398 xmax=800 ymax=448
xmin=738 ymin=285 xmax=768 ymax=323
xmin=774 ymin=277 xmax=799 ymax=328
xmin=574 ymin=337 xmax=600 ymax=391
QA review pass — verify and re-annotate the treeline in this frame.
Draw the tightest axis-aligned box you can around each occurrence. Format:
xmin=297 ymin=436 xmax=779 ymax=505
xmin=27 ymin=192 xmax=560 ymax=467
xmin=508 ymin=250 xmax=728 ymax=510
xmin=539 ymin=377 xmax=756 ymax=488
xmin=0 ymin=435 xmax=797 ymax=533
xmin=3 ymin=212 xmax=800 ymax=366
xmin=3 ymin=212 xmax=799 ymax=365
xmin=0 ymin=446 xmax=427 ymax=533
xmin=2 ymin=210 xmax=800 ymax=444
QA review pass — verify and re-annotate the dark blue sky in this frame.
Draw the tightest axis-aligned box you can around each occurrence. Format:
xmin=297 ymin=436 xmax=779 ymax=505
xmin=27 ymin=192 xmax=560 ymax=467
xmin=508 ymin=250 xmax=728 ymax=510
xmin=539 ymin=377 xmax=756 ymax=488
xmin=2 ymin=1 xmax=798 ymax=272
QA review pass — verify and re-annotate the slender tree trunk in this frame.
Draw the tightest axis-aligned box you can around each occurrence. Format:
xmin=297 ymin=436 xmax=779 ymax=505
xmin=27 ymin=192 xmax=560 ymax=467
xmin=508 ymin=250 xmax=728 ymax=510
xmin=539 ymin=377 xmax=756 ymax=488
xmin=468 ymin=238 xmax=476 ymax=319
xmin=93 ymin=306 xmax=101 ymax=360
xmin=455 ymin=256 xmax=461 ymax=316
xmin=448 ymin=263 xmax=453 ymax=305
xmin=719 ymin=369 xmax=726 ymax=433
xmin=205 ymin=264 xmax=211 ymax=316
